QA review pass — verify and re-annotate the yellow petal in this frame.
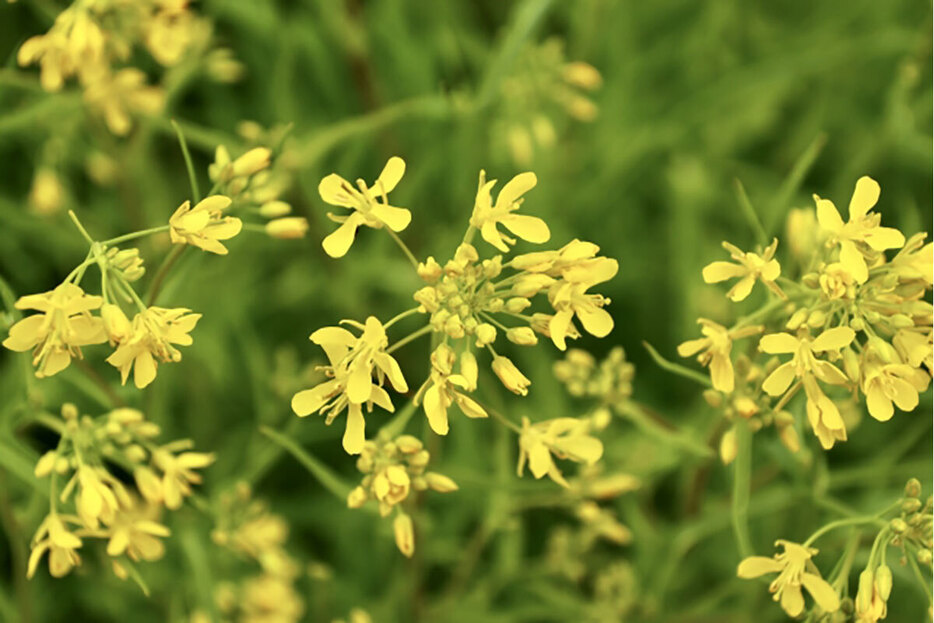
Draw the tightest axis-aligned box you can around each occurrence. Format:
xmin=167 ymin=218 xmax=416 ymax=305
xmin=780 ymin=584 xmax=806 ymax=617
xmin=762 ymin=361 xmax=796 ymax=396
xmin=576 ymin=306 xmax=613 ymax=338
xmin=374 ymin=156 xmax=405 ymax=194
xmin=864 ymin=226 xmax=905 ymax=251
xmin=423 ymin=385 xmax=449 ymax=435
xmin=865 ymin=384 xmax=893 ymax=421
xmin=497 ymin=172 xmax=537 ymax=207
xmin=370 ymin=204 xmax=411 ymax=232
xmin=318 ymin=174 xmax=353 ymax=206
xmin=801 ymin=573 xmax=840 ymax=613
xmin=727 ymin=275 xmax=756 ymax=302
xmin=736 ymin=556 xmax=782 ymax=578
xmin=346 ymin=363 xmax=373 ymax=404
xmin=342 ymin=404 xmax=365 ymax=455
xmin=502 ymin=214 xmax=550 ymax=244
xmin=322 ymin=216 xmax=361 ymax=258
xmin=193 ymin=195 xmax=232 ymax=214
xmin=815 ymin=197 xmax=844 ymax=232
xmin=839 ymin=241 xmax=868 ymax=283
xmin=527 ymin=443 xmax=552 ymax=479
xmin=848 ymin=176 xmax=880 ymax=219
xmin=709 ymin=353 xmax=735 ymax=393
xmin=702 ymin=261 xmax=745 ymax=283
xmin=759 ymin=333 xmax=799 ymax=354
xmin=133 ymin=351 xmax=158 ymax=389
xmin=811 ymin=326 xmax=855 ymax=352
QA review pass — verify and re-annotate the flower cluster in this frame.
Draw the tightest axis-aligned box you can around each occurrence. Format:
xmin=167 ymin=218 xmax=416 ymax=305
xmin=17 ymin=0 xmax=240 ymax=135
xmin=494 ymin=38 xmax=603 ymax=165
xmin=679 ymin=176 xmax=932 ymax=452
xmin=27 ymin=404 xmax=213 ymax=581
xmin=210 ymin=484 xmax=305 ymax=623
xmin=346 ymin=435 xmax=458 ymax=557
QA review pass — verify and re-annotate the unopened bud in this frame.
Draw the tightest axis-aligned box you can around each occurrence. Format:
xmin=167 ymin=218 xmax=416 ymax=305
xmin=231 ymin=147 xmax=271 ymax=177
xmin=259 ymin=200 xmax=291 ymax=218
xmin=506 ymin=327 xmax=538 ymax=346
xmin=265 ymin=217 xmax=308 ymax=239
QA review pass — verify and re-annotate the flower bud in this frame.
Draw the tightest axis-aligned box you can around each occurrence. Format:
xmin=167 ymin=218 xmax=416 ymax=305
xmin=719 ymin=427 xmax=738 ymax=465
xmin=231 ymin=147 xmax=271 ymax=177
xmin=265 ymin=217 xmax=308 ymax=239
xmin=417 ymin=257 xmax=442 ymax=282
xmin=395 ymin=435 xmax=423 ymax=454
xmin=474 ymin=323 xmax=497 ymax=347
xmin=425 ymin=472 xmax=458 ymax=493
xmin=905 ymin=478 xmax=922 ymax=498
xmin=505 ymin=297 xmax=531 ymax=313
xmin=563 ymin=62 xmax=603 ymax=90
xmin=875 ymin=564 xmax=892 ymax=601
xmin=393 ymin=513 xmax=415 ymax=558
xmin=506 ymin=327 xmax=538 ymax=346
xmin=347 ymin=486 xmax=368 ymax=509
xmin=259 ymin=200 xmax=291 ymax=218
xmin=491 ymin=356 xmax=531 ymax=396
xmin=855 ymin=569 xmax=874 ymax=614
xmin=34 ymin=451 xmax=58 ymax=477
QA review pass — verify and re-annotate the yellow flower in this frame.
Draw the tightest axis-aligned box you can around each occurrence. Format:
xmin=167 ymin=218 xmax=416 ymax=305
xmin=860 ymin=345 xmax=931 ymax=422
xmin=512 ymin=239 xmax=601 ymax=275
xmin=17 ymin=6 xmax=107 ymax=91
xmin=82 ymin=68 xmax=165 ymax=136
xmin=702 ymin=239 xmax=784 ymax=302
xmin=106 ymin=306 xmax=202 ymax=389
xmin=240 ymin=573 xmax=305 ymax=622
xmin=855 ymin=566 xmax=892 ymax=623
xmin=152 ymin=445 xmax=215 ymax=510
xmin=26 ymin=514 xmax=83 ymax=579
xmin=893 ymin=329 xmax=932 ymax=372
xmin=677 ymin=319 xmax=761 ymax=393
xmin=470 ymin=170 xmax=550 ymax=252
xmin=76 ymin=465 xmax=124 ymax=529
xmin=737 ymin=540 xmax=840 ymax=618
xmin=291 ymin=317 xmax=408 ymax=454
xmin=318 ymin=157 xmax=411 ymax=258
xmin=143 ymin=1 xmax=201 ymax=66
xmin=3 ymin=282 xmax=106 ymax=377
xmin=759 ymin=327 xmax=855 ymax=449
xmin=491 ymin=355 xmax=531 ymax=396
xmin=415 ymin=345 xmax=487 ymax=435
xmin=517 ymin=417 xmax=603 ymax=487
xmin=815 ymin=176 xmax=905 ymax=283
xmin=547 ymin=256 xmax=617 ymax=350
xmin=104 ymin=505 xmax=170 ymax=562
xmin=169 ymin=195 xmax=242 ymax=254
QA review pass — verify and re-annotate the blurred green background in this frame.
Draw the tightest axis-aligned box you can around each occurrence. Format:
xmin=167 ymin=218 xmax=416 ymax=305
xmin=0 ymin=0 xmax=931 ymax=621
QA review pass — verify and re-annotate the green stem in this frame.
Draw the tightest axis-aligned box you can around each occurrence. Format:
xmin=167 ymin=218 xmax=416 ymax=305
xmin=386 ymin=229 xmax=419 ymax=271
xmin=642 ymin=341 xmax=712 ymax=387
xmin=731 ymin=419 xmax=753 ymax=558
xmin=387 ymin=325 xmax=432 ymax=354
xmin=171 ymin=119 xmax=201 ymax=203
xmin=732 ymin=178 xmax=768 ymax=247
xmin=258 ymin=426 xmax=351 ymax=501
xmin=101 ymin=226 xmax=170 ymax=247
xmin=145 ymin=245 xmax=186 ymax=306
xmin=802 ymin=516 xmax=886 ymax=548
xmin=384 ymin=307 xmax=421 ymax=330
xmin=380 ymin=400 xmax=419 ymax=438
xmin=67 ymin=211 xmax=95 ymax=246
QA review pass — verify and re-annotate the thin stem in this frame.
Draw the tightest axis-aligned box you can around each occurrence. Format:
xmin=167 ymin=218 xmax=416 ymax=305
xmin=732 ymin=178 xmax=768 ymax=248
xmin=615 ymin=401 xmax=713 ymax=459
xmin=145 ymin=245 xmax=186 ymax=305
xmin=171 ymin=119 xmax=201 ymax=203
xmin=258 ymin=426 xmax=352 ymax=501
xmin=67 ymin=211 xmax=95 ymax=246
xmin=772 ymin=381 xmax=801 ymax=412
xmin=802 ymin=516 xmax=886 ymax=548
xmin=474 ymin=400 xmax=521 ymax=434
xmin=731 ymin=419 xmax=753 ymax=558
xmin=642 ymin=341 xmax=712 ymax=387
xmin=384 ymin=307 xmax=421 ymax=330
xmin=101 ymin=226 xmax=170 ymax=247
xmin=386 ymin=229 xmax=419 ymax=270
xmin=387 ymin=325 xmax=432 ymax=354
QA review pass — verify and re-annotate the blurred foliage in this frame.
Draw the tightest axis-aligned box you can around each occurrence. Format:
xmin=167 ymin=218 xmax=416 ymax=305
xmin=0 ymin=0 xmax=931 ymax=622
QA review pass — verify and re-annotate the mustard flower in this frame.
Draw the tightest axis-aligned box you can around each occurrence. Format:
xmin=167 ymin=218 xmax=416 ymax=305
xmin=491 ymin=355 xmax=531 ymax=396
xmin=737 ymin=540 xmax=840 ymax=617
xmin=393 ymin=512 xmax=415 ymax=558
xmin=27 ymin=514 xmax=84 ymax=579
xmin=105 ymin=506 xmax=170 ymax=562
xmin=169 ymin=195 xmax=242 ymax=254
xmin=318 ymin=157 xmax=411 ymax=258
xmin=470 ymin=170 xmax=550 ymax=252
xmin=677 ymin=319 xmax=762 ymax=393
xmin=75 ymin=465 xmax=125 ymax=529
xmin=151 ymin=445 xmax=216 ymax=510
xmin=415 ymin=345 xmax=487 ymax=435
xmin=291 ymin=317 xmax=408 ymax=454
xmin=815 ymin=176 xmax=905 ymax=283
xmin=3 ymin=282 xmax=106 ymax=377
xmin=16 ymin=6 xmax=107 ymax=91
xmin=759 ymin=327 xmax=854 ymax=448
xmin=82 ymin=68 xmax=165 ymax=136
xmin=517 ymin=417 xmax=603 ymax=487
xmin=547 ymin=256 xmax=618 ymax=350
xmin=860 ymin=346 xmax=931 ymax=422
xmin=702 ymin=239 xmax=784 ymax=301
xmin=105 ymin=306 xmax=202 ymax=389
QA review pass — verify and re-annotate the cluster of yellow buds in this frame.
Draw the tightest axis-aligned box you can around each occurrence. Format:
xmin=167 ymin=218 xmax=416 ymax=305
xmin=680 ymin=176 xmax=932 ymax=451
xmin=553 ymin=347 xmax=635 ymax=405
xmin=346 ymin=435 xmax=458 ymax=558
xmin=28 ymin=404 xmax=213 ymax=581
xmin=495 ymin=38 xmax=603 ymax=165
xmin=210 ymin=484 xmax=304 ymax=623
xmin=17 ymin=0 xmax=239 ymax=135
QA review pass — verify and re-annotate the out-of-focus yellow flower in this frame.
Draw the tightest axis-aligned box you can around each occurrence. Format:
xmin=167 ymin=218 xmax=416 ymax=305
xmin=759 ymin=327 xmax=854 ymax=448
xmin=76 ymin=465 xmax=124 ymax=529
xmin=105 ymin=306 xmax=202 ymax=388
xmin=3 ymin=282 xmax=106 ymax=378
xmin=815 ymin=176 xmax=905 ymax=283
xmin=291 ymin=317 xmax=408 ymax=454
xmin=82 ymin=68 xmax=165 ymax=136
xmin=27 ymin=514 xmax=83 ymax=579
xmin=240 ymin=572 xmax=305 ymax=622
xmin=17 ymin=6 xmax=108 ymax=91
xmin=415 ymin=345 xmax=487 ymax=435
xmin=169 ymin=195 xmax=241 ymax=254
xmin=318 ymin=157 xmax=411 ymax=258
xmin=151 ymin=445 xmax=215 ymax=510
xmin=470 ymin=170 xmax=549 ymax=252
xmin=703 ymin=239 xmax=784 ymax=302
xmin=104 ymin=505 xmax=170 ymax=562
xmin=29 ymin=167 xmax=66 ymax=215
xmin=393 ymin=512 xmax=415 ymax=558
xmin=737 ymin=540 xmax=839 ymax=618
xmin=517 ymin=417 xmax=603 ymax=487
xmin=144 ymin=0 xmax=205 ymax=66
xmin=678 ymin=319 xmax=762 ymax=393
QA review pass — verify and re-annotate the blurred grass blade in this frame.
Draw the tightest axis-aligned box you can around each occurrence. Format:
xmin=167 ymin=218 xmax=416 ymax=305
xmin=767 ymin=132 xmax=827 ymax=233
xmin=733 ymin=178 xmax=768 ymax=247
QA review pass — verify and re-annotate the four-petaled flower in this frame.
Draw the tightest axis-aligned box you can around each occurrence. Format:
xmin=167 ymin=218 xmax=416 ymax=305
xmin=815 ymin=176 xmax=905 ymax=283
xmin=470 ymin=170 xmax=550 ymax=252
xmin=547 ymin=256 xmax=618 ymax=350
xmin=291 ymin=317 xmax=408 ymax=454
xmin=27 ymin=514 xmax=84 ymax=579
xmin=702 ymin=239 xmax=784 ymax=302
xmin=318 ymin=157 xmax=411 ymax=258
xmin=759 ymin=327 xmax=855 ymax=449
xmin=415 ymin=345 xmax=487 ymax=435
xmin=2 ymin=282 xmax=106 ymax=377
xmin=737 ymin=540 xmax=840 ymax=618
xmin=678 ymin=319 xmax=762 ymax=393
xmin=169 ymin=195 xmax=242 ymax=255
xmin=860 ymin=344 xmax=931 ymax=422
xmin=517 ymin=417 xmax=603 ymax=487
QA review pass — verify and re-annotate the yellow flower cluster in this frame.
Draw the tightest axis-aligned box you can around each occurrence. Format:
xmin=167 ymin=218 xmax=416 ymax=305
xmin=346 ymin=435 xmax=457 ymax=557
xmin=680 ymin=176 xmax=932 ymax=451
xmin=28 ymin=404 xmax=213 ymax=580
xmin=495 ymin=38 xmax=603 ymax=165
xmin=17 ymin=0 xmax=240 ymax=135
xmin=738 ymin=540 xmax=839 ymax=617
xmin=210 ymin=484 xmax=305 ymax=623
